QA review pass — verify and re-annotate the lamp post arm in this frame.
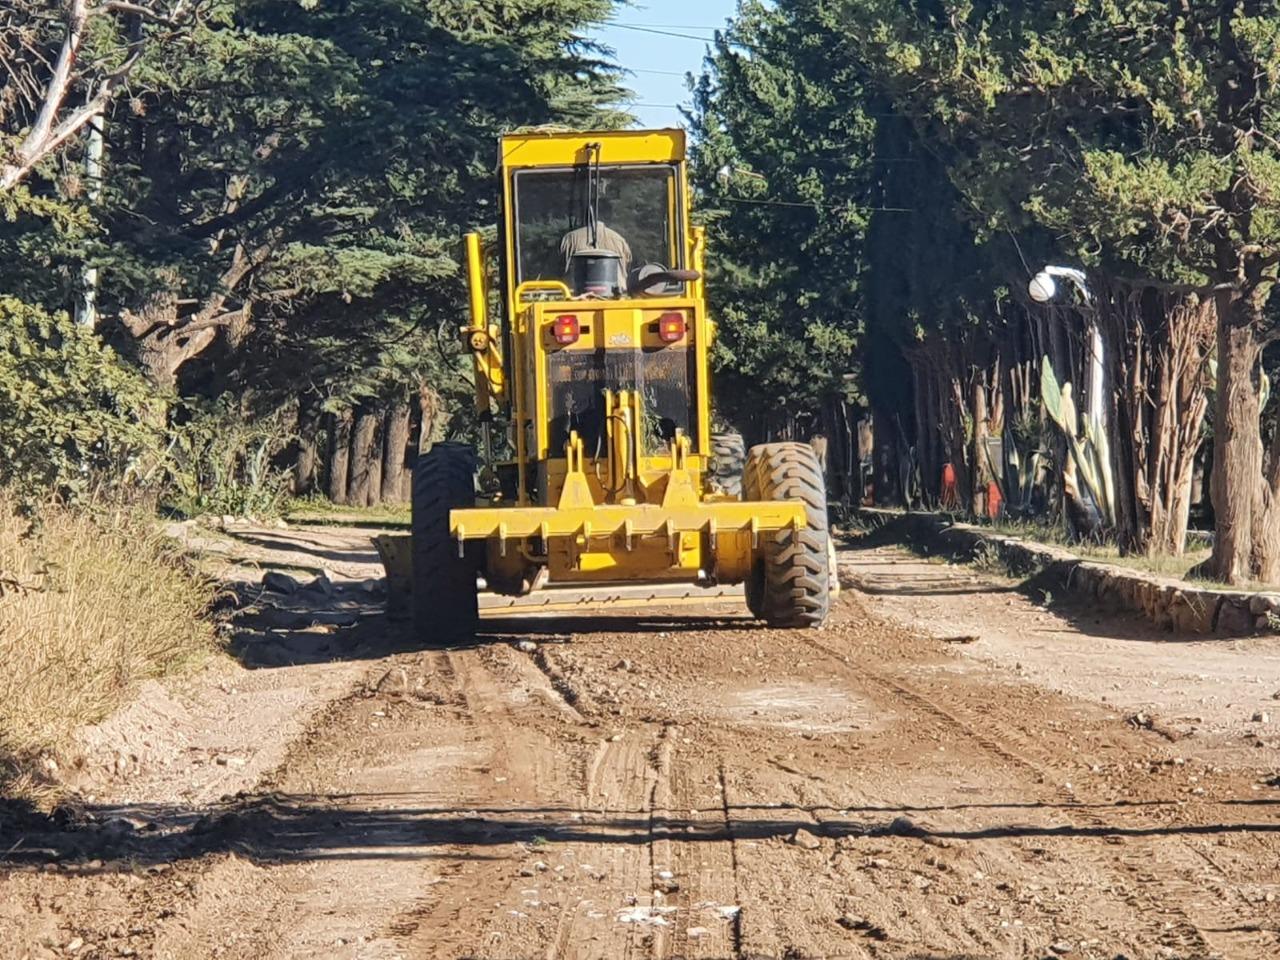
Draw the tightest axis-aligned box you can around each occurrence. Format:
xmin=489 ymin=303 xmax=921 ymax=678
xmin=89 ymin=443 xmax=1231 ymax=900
xmin=1044 ymin=266 xmax=1092 ymax=303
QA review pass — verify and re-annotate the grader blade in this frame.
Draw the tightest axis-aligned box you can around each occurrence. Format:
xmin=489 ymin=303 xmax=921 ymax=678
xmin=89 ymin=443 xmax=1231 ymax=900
xmin=478 ymin=582 xmax=744 ymax=617
xmin=375 ymin=532 xmax=743 ymax=620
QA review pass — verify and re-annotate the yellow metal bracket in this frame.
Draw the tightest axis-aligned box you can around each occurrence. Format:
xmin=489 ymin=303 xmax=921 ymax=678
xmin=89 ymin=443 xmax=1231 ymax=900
xmin=451 ymin=421 xmax=806 ymax=545
xmin=661 ymin=432 xmax=698 ymax=509
xmin=464 ymin=232 xmax=506 ymax=410
xmin=558 ymin=431 xmax=595 ymax=510
xmin=515 ymin=280 xmax=571 ymax=303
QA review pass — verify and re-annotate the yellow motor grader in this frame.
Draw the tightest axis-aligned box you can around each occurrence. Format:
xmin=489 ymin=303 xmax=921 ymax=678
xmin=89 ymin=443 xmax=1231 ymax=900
xmin=411 ymin=128 xmax=832 ymax=642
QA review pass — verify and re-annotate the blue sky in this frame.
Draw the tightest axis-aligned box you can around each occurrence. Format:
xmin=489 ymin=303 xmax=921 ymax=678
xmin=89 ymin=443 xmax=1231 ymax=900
xmin=590 ymin=1 xmax=740 ymax=129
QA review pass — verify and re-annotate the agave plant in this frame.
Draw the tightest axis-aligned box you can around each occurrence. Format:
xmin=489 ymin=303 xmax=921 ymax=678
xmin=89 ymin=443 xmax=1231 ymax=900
xmin=1040 ymin=356 xmax=1116 ymax=531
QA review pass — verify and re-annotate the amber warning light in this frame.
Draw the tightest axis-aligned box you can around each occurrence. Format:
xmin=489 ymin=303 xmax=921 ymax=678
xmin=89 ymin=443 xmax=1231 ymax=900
xmin=553 ymin=314 xmax=580 ymax=345
xmin=658 ymin=312 xmax=686 ymax=343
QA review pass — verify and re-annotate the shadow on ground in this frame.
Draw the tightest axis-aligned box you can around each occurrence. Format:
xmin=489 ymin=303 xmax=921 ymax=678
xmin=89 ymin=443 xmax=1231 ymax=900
xmin=837 ymin=522 xmax=1202 ymax=645
xmin=4 ymin=789 xmax=1279 ymax=873
xmin=478 ymin=613 xmax=762 ymax=641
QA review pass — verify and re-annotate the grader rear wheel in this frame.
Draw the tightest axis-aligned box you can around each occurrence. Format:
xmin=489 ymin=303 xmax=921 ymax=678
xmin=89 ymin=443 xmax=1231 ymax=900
xmin=742 ymin=446 xmax=766 ymax=618
xmin=709 ymin=432 xmax=746 ymax=497
xmin=744 ymin=442 xmax=831 ymax=628
xmin=412 ymin=442 xmax=479 ymax=645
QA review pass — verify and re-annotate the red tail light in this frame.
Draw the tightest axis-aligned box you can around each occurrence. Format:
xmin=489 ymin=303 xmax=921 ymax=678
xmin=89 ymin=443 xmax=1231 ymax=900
xmin=657 ymin=312 xmax=686 ymax=343
xmin=553 ymin=314 xmax=580 ymax=345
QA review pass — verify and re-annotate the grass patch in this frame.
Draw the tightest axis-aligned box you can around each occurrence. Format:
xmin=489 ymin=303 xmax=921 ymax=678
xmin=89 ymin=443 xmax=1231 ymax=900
xmin=1075 ymin=544 xmax=1213 ymax=581
xmin=284 ymin=495 xmax=411 ymax=528
xmin=984 ymin=518 xmax=1224 ymax=586
xmin=0 ymin=499 xmax=218 ymax=804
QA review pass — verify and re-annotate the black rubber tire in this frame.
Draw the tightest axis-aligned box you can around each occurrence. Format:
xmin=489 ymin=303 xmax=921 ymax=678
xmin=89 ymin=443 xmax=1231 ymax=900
xmin=742 ymin=445 xmax=766 ymax=619
xmin=709 ymin=432 xmax=746 ymax=497
xmin=745 ymin=442 xmax=831 ymax=628
xmin=412 ymin=442 xmax=479 ymax=645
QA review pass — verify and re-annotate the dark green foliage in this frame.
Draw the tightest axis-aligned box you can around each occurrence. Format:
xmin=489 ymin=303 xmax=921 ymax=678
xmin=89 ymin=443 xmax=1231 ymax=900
xmin=0 ymin=0 xmax=629 ymax=501
xmin=833 ymin=0 xmax=1280 ymax=288
xmin=688 ymin=0 xmax=1021 ymax=450
xmin=167 ymin=397 xmax=295 ymax=518
xmin=688 ymin=0 xmax=868 ymax=434
xmin=827 ymin=0 xmax=1280 ymax=574
xmin=0 ymin=298 xmax=167 ymax=499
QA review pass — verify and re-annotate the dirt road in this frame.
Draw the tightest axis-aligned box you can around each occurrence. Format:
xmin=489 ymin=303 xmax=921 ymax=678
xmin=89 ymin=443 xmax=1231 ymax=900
xmin=4 ymin=526 xmax=1280 ymax=959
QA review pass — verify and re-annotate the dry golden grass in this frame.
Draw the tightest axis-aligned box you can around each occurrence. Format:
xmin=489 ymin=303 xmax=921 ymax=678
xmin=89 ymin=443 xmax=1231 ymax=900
xmin=0 ymin=500 xmax=217 ymax=797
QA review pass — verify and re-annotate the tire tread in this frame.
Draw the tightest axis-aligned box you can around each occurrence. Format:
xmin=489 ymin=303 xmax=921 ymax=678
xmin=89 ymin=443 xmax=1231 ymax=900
xmin=743 ymin=442 xmax=830 ymax=628
xmin=412 ymin=442 xmax=479 ymax=645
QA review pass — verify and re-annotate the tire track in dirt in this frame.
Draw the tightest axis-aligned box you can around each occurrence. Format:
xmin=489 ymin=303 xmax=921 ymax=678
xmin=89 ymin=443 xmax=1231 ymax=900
xmin=798 ymin=627 xmax=1280 ymax=958
xmin=384 ymin=646 xmax=595 ymax=959
xmin=395 ymin=640 xmax=696 ymax=960
xmin=811 ymin=629 xmax=1219 ymax=954
xmin=144 ymin=648 xmax=486 ymax=959
xmin=646 ymin=753 xmax=743 ymax=960
xmin=108 ymin=642 xmax=584 ymax=959
xmin=528 ymin=643 xmax=678 ymax=960
xmin=505 ymin=636 xmax=749 ymax=959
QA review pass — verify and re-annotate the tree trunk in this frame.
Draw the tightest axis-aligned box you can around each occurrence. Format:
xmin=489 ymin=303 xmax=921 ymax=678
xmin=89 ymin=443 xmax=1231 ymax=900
xmin=366 ymin=434 xmax=383 ymax=507
xmin=326 ymin=408 xmax=353 ymax=505
xmin=1096 ymin=283 xmax=1213 ymax=557
xmin=381 ymin=404 xmax=411 ymax=504
xmin=347 ymin=408 xmax=380 ymax=507
xmin=971 ymin=370 xmax=990 ymax=516
xmin=402 ymin=405 xmax=420 ymax=502
xmin=1209 ymin=288 xmax=1280 ymax=584
xmin=942 ymin=370 xmax=970 ymax=505
xmin=912 ymin=363 xmax=937 ymax=504
xmin=400 ymin=461 xmax=414 ymax=502
xmin=294 ymin=397 xmax=320 ymax=496
xmin=871 ymin=401 xmax=896 ymax=505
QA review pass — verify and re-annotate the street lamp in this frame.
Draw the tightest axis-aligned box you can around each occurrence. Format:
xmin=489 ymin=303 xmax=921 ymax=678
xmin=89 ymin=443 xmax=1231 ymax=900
xmin=716 ymin=164 xmax=767 ymax=185
xmin=1028 ymin=265 xmax=1092 ymax=305
xmin=1027 ymin=265 xmax=1104 ymax=434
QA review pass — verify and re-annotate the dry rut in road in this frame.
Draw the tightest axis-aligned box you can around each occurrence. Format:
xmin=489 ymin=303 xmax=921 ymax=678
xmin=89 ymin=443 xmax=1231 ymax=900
xmin=4 ymin=532 xmax=1280 ymax=959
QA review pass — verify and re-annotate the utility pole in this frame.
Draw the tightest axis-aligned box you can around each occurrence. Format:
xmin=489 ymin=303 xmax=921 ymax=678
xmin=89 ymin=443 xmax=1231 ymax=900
xmin=75 ymin=113 xmax=104 ymax=329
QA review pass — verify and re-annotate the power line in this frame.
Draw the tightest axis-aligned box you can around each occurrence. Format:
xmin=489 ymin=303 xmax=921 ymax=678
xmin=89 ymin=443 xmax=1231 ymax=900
xmin=608 ymin=24 xmax=719 ymax=42
xmin=606 ymin=22 xmax=723 ymax=31
xmin=718 ymin=196 xmax=914 ymax=213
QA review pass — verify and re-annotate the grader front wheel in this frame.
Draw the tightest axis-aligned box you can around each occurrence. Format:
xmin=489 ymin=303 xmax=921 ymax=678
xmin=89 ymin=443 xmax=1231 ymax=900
xmin=745 ymin=442 xmax=831 ymax=628
xmin=412 ymin=442 xmax=479 ymax=645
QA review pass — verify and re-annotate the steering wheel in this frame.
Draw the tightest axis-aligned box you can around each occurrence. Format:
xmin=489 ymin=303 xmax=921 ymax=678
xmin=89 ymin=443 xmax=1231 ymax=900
xmin=629 ymin=263 xmax=702 ymax=296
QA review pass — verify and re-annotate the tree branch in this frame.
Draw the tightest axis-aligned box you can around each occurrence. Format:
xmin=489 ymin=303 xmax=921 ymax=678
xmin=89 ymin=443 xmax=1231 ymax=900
xmin=0 ymin=0 xmax=193 ymax=193
xmin=24 ymin=0 xmax=88 ymax=154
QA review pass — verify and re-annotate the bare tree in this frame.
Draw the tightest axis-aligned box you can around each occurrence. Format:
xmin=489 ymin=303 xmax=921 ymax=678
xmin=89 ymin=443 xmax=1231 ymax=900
xmin=0 ymin=0 xmax=194 ymax=193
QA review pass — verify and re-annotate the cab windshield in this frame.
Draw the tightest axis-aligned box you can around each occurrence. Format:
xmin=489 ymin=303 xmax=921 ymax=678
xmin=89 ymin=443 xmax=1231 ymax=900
xmin=512 ymin=164 xmax=678 ymax=286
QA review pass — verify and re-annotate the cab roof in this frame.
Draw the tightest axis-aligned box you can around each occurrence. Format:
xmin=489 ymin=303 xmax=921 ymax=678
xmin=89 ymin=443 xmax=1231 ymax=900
xmin=499 ymin=128 xmax=686 ymax=169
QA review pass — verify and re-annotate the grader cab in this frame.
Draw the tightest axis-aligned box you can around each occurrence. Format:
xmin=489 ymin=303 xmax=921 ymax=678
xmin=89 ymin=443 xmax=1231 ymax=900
xmin=411 ymin=128 xmax=833 ymax=642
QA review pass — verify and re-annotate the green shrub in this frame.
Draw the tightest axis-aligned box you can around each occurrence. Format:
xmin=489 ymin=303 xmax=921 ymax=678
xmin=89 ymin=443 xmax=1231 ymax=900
xmin=0 ymin=297 xmax=169 ymax=500
xmin=167 ymin=397 xmax=294 ymax=518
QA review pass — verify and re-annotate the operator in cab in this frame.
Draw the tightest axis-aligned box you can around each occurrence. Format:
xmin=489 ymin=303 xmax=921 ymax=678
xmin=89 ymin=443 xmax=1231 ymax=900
xmin=560 ymin=217 xmax=632 ymax=276
xmin=560 ymin=190 xmax=633 ymax=298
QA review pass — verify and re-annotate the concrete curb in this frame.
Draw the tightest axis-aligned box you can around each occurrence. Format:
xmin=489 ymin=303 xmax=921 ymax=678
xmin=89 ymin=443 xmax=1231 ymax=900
xmin=855 ymin=510 xmax=1279 ymax=638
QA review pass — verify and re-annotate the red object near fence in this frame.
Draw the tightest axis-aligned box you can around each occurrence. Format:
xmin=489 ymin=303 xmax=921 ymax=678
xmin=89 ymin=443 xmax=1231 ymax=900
xmin=940 ymin=463 xmax=959 ymax=509
xmin=986 ymin=480 xmax=1002 ymax=519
